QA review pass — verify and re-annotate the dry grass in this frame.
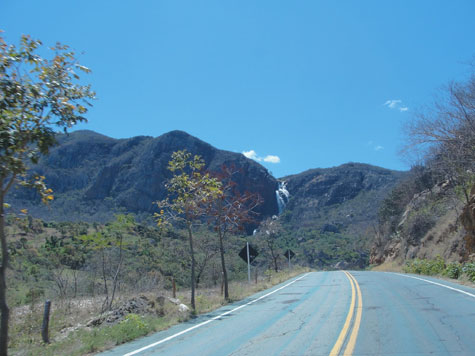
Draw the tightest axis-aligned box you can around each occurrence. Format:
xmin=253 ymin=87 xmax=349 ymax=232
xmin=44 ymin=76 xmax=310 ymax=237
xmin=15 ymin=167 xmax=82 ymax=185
xmin=370 ymin=260 xmax=405 ymax=272
xmin=10 ymin=267 xmax=311 ymax=356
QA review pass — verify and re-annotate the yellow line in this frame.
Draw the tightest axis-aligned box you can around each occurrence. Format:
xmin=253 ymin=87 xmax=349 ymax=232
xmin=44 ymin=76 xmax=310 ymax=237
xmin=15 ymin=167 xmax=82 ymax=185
xmin=329 ymin=271 xmax=356 ymax=356
xmin=343 ymin=272 xmax=363 ymax=355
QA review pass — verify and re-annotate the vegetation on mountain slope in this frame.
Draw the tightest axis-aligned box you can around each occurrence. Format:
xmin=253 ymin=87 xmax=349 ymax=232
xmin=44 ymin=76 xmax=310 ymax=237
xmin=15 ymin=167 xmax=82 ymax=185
xmin=7 ymin=130 xmax=278 ymax=224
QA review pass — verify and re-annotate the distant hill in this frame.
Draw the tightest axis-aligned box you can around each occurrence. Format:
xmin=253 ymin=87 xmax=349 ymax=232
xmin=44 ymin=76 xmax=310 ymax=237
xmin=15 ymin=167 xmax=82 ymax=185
xmin=280 ymin=163 xmax=406 ymax=237
xmin=8 ymin=130 xmax=279 ymax=223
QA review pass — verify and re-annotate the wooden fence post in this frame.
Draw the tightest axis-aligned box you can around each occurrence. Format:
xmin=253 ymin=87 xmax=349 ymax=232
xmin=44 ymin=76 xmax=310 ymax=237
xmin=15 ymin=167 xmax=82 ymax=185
xmin=172 ymin=277 xmax=176 ymax=299
xmin=41 ymin=300 xmax=51 ymax=343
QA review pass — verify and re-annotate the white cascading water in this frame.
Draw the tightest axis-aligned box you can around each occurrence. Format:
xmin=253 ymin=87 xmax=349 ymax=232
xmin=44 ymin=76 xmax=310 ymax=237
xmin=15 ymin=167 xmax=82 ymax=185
xmin=275 ymin=181 xmax=289 ymax=215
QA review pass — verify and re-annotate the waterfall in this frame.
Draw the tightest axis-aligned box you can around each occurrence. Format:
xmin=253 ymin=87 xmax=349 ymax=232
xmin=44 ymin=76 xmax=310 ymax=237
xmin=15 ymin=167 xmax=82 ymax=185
xmin=275 ymin=181 xmax=290 ymax=215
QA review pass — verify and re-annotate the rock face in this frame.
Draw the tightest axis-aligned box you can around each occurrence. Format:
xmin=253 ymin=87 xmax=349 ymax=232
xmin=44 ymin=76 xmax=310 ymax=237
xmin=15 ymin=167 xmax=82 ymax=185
xmin=370 ymin=181 xmax=473 ymax=265
xmin=9 ymin=130 xmax=279 ymax=222
xmin=281 ymin=163 xmax=405 ymax=236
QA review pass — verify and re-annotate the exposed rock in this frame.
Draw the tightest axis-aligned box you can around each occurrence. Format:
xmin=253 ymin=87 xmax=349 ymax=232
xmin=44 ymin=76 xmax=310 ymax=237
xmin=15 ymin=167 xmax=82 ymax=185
xmin=178 ymin=304 xmax=190 ymax=313
xmin=167 ymin=297 xmax=181 ymax=305
xmin=86 ymin=295 xmax=162 ymax=326
xmin=9 ymin=130 xmax=278 ymax=224
xmin=282 ymin=163 xmax=405 ymax=235
xmin=370 ymin=181 xmax=470 ymax=265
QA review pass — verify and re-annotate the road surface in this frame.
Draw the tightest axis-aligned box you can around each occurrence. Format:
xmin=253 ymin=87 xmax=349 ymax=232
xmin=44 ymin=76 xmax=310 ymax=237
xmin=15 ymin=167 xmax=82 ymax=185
xmin=99 ymin=271 xmax=475 ymax=355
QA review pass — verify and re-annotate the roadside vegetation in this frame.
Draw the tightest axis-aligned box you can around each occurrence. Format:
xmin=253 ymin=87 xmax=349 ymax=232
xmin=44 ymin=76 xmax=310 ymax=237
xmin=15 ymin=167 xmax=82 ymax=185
xmin=6 ymin=207 xmax=311 ymax=355
xmin=403 ymin=256 xmax=475 ymax=283
xmin=370 ymin=64 xmax=475 ymax=267
xmin=9 ymin=242 xmax=308 ymax=356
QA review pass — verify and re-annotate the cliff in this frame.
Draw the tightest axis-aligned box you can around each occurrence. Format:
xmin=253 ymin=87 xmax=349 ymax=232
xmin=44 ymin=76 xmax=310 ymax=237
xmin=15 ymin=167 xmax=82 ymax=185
xmin=280 ymin=163 xmax=405 ymax=237
xmin=8 ymin=130 xmax=279 ymax=222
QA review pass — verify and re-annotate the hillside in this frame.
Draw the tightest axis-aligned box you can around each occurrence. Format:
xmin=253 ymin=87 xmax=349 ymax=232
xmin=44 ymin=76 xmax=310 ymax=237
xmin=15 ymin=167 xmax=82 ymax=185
xmin=246 ymin=163 xmax=407 ymax=269
xmin=280 ymin=163 xmax=406 ymax=237
xmin=370 ymin=180 xmax=475 ymax=266
xmin=6 ymin=130 xmax=412 ymax=268
xmin=7 ymin=130 xmax=279 ymax=223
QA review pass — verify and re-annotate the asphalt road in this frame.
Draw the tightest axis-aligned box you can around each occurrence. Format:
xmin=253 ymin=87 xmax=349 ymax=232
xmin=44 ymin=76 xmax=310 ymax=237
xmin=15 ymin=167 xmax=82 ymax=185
xmin=99 ymin=271 xmax=475 ymax=356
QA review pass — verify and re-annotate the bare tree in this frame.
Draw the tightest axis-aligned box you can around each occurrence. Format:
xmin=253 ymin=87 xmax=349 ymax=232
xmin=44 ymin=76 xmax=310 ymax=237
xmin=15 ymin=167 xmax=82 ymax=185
xmin=255 ymin=217 xmax=284 ymax=272
xmin=206 ymin=166 xmax=262 ymax=300
xmin=403 ymin=68 xmax=475 ymax=202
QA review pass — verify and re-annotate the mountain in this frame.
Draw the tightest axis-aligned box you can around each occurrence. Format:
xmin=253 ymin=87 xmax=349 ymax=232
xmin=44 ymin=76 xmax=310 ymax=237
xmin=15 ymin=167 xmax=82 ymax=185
xmin=280 ymin=163 xmax=406 ymax=238
xmin=8 ymin=130 xmax=279 ymax=222
xmin=6 ymin=130 xmax=412 ymax=269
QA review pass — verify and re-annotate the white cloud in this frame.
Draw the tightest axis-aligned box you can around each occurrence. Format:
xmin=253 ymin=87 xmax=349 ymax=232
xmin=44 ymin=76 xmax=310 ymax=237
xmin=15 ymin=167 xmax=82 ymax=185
xmin=384 ymin=99 xmax=408 ymax=112
xmin=242 ymin=150 xmax=280 ymax=164
xmin=384 ymin=99 xmax=401 ymax=109
xmin=264 ymin=155 xmax=280 ymax=163
xmin=367 ymin=141 xmax=384 ymax=152
xmin=242 ymin=150 xmax=261 ymax=161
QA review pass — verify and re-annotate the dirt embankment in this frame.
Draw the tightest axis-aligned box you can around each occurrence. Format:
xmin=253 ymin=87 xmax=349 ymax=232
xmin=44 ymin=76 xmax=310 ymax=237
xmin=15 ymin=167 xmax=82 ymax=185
xmin=371 ymin=183 xmax=475 ymax=266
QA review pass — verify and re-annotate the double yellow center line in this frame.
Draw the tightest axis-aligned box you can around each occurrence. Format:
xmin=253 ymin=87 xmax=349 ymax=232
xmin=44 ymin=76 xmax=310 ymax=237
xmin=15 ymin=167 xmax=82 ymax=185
xmin=329 ymin=271 xmax=363 ymax=356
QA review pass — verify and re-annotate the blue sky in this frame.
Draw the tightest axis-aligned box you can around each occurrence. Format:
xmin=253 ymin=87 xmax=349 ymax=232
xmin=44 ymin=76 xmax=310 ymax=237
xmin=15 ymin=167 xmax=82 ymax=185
xmin=2 ymin=1 xmax=474 ymax=177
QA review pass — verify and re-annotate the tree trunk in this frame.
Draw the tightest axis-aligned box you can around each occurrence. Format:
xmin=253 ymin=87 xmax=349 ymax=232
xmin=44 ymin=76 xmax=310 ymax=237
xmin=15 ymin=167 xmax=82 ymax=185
xmin=187 ymin=224 xmax=196 ymax=311
xmin=0 ymin=194 xmax=9 ymax=356
xmin=101 ymin=249 xmax=109 ymax=313
xmin=108 ymin=235 xmax=123 ymax=311
xmin=218 ymin=227 xmax=229 ymax=300
xmin=273 ymin=255 xmax=279 ymax=272
xmin=267 ymin=240 xmax=279 ymax=272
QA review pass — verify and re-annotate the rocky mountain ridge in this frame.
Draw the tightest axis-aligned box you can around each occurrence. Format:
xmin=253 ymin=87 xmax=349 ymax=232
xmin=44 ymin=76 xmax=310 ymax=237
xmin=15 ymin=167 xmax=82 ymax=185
xmin=9 ymin=130 xmax=279 ymax=222
xmin=281 ymin=163 xmax=406 ymax=237
xmin=8 ymin=130 xmax=406 ymax=247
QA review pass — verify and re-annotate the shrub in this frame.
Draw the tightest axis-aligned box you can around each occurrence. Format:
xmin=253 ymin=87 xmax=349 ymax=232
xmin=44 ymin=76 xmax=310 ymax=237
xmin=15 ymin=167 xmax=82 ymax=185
xmin=462 ymin=263 xmax=475 ymax=282
xmin=444 ymin=262 xmax=462 ymax=279
xmin=110 ymin=314 xmax=150 ymax=344
xmin=404 ymin=256 xmax=446 ymax=276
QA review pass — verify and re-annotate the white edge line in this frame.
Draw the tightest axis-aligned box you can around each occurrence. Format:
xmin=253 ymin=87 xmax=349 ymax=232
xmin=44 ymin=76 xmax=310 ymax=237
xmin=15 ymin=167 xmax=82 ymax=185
xmin=392 ymin=273 xmax=475 ymax=299
xmin=123 ymin=272 xmax=311 ymax=356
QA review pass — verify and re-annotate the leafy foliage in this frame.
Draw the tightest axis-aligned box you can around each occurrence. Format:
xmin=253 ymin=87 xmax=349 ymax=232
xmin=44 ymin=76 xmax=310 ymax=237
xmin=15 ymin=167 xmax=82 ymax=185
xmin=462 ymin=263 xmax=475 ymax=282
xmin=0 ymin=33 xmax=95 ymax=354
xmin=155 ymin=150 xmax=222 ymax=311
xmin=0 ymin=34 xmax=95 ymax=196
xmin=404 ymin=256 xmax=473 ymax=281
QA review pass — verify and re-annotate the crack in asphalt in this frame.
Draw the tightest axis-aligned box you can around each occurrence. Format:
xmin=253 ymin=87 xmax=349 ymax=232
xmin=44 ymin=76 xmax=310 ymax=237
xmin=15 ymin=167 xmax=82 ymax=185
xmin=229 ymin=309 xmax=308 ymax=356
xmin=411 ymin=286 xmax=464 ymax=353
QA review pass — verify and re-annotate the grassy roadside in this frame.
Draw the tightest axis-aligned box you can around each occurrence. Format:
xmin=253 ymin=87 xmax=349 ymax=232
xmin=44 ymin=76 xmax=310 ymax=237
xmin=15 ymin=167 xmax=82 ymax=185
xmin=369 ymin=258 xmax=475 ymax=288
xmin=10 ymin=267 xmax=311 ymax=356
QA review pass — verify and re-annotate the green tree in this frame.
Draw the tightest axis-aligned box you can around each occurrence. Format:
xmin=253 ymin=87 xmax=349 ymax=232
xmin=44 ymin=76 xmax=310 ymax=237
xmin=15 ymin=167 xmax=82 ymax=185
xmin=0 ymin=34 xmax=94 ymax=354
xmin=79 ymin=214 xmax=134 ymax=312
xmin=156 ymin=150 xmax=221 ymax=311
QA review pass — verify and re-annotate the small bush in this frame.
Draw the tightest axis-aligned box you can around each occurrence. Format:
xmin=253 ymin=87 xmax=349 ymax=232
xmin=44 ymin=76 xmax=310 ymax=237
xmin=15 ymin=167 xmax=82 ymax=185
xmin=404 ymin=256 xmax=446 ymax=276
xmin=444 ymin=262 xmax=462 ymax=279
xmin=110 ymin=314 xmax=150 ymax=345
xmin=404 ymin=258 xmax=475 ymax=282
xmin=462 ymin=263 xmax=475 ymax=282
